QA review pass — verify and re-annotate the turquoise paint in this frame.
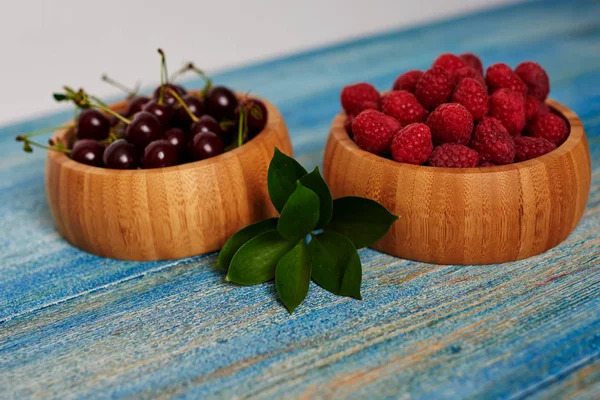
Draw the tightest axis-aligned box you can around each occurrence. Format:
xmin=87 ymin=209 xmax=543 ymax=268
xmin=1 ymin=0 xmax=600 ymax=398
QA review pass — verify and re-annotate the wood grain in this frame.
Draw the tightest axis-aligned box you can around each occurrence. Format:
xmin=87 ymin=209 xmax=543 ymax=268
xmin=45 ymin=96 xmax=292 ymax=261
xmin=324 ymin=100 xmax=591 ymax=264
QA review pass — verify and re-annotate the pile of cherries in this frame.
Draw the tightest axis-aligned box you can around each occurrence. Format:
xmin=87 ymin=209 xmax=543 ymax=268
xmin=17 ymin=49 xmax=268 ymax=169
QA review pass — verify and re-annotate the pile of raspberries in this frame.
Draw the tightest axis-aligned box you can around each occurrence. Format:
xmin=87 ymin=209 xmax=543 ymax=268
xmin=340 ymin=53 xmax=568 ymax=168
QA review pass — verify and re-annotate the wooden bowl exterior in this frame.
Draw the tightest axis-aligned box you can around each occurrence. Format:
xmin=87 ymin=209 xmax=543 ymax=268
xmin=45 ymin=96 xmax=292 ymax=261
xmin=323 ymin=100 xmax=591 ymax=264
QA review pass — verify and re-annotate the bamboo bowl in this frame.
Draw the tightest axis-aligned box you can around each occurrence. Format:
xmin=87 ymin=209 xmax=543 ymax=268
xmin=46 ymin=95 xmax=292 ymax=261
xmin=323 ymin=100 xmax=591 ymax=264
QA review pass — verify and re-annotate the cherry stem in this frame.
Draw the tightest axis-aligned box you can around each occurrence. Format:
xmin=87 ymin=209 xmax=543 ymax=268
xmin=17 ymin=124 xmax=74 ymax=140
xmin=101 ymin=74 xmax=138 ymax=99
xmin=29 ymin=140 xmax=72 ymax=154
xmin=238 ymin=108 xmax=246 ymax=147
xmin=171 ymin=62 xmax=212 ymax=94
xmin=168 ymin=88 xmax=198 ymax=123
xmin=91 ymin=102 xmax=131 ymax=125
xmin=158 ymin=48 xmax=169 ymax=105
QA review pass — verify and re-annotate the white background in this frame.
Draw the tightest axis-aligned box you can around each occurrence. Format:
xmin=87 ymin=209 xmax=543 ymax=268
xmin=0 ymin=0 xmax=520 ymax=125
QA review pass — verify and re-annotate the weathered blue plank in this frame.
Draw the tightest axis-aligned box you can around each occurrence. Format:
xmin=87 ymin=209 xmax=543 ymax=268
xmin=1 ymin=0 xmax=600 ymax=398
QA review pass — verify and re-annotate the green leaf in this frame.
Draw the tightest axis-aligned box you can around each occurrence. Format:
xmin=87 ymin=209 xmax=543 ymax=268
xmin=217 ymin=218 xmax=278 ymax=271
xmin=53 ymin=93 xmax=68 ymax=102
xmin=299 ymin=167 xmax=333 ymax=229
xmin=277 ymin=182 xmax=320 ymax=240
xmin=327 ymin=197 xmax=398 ymax=249
xmin=226 ymin=230 xmax=295 ymax=285
xmin=275 ymin=240 xmax=311 ymax=313
xmin=309 ymin=231 xmax=362 ymax=299
xmin=268 ymin=147 xmax=308 ymax=212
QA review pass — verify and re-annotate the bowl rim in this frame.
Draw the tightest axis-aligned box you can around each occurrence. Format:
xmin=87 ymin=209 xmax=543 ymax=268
xmin=48 ymin=92 xmax=281 ymax=176
xmin=330 ymin=99 xmax=584 ymax=174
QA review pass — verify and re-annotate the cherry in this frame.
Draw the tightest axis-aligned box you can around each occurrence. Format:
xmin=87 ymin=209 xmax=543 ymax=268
xmin=71 ymin=139 xmax=105 ymax=167
xmin=143 ymin=140 xmax=178 ymax=168
xmin=125 ymin=111 xmax=163 ymax=149
xmin=142 ymin=100 xmax=173 ymax=127
xmin=205 ymin=86 xmax=238 ymax=121
xmin=189 ymin=131 xmax=224 ymax=161
xmin=245 ymin=98 xmax=268 ymax=137
xmin=103 ymin=139 xmax=139 ymax=169
xmin=76 ymin=109 xmax=110 ymax=140
xmin=164 ymin=127 xmax=187 ymax=155
xmin=190 ymin=115 xmax=221 ymax=136
xmin=173 ymin=95 xmax=205 ymax=127
xmin=125 ymin=96 xmax=151 ymax=117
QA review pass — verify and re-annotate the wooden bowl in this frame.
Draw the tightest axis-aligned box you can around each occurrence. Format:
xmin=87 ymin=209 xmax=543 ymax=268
xmin=323 ymin=100 xmax=591 ymax=264
xmin=46 ymin=95 xmax=292 ymax=261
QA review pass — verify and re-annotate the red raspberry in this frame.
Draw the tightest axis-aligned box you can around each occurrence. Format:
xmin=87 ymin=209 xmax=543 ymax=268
xmin=426 ymin=103 xmax=474 ymax=145
xmin=479 ymin=160 xmax=496 ymax=167
xmin=415 ymin=66 xmax=455 ymax=110
xmin=528 ymin=113 xmax=569 ymax=145
xmin=470 ymin=117 xmax=515 ymax=165
xmin=460 ymin=53 xmax=484 ymax=75
xmin=344 ymin=114 xmax=355 ymax=137
xmin=429 ymin=143 xmax=479 ymax=168
xmin=433 ymin=53 xmax=467 ymax=76
xmin=351 ymin=109 xmax=400 ymax=154
xmin=455 ymin=66 xmax=486 ymax=87
xmin=524 ymin=95 xmax=550 ymax=122
xmin=514 ymin=136 xmax=557 ymax=161
xmin=392 ymin=70 xmax=423 ymax=93
xmin=390 ymin=123 xmax=433 ymax=165
xmin=486 ymin=63 xmax=527 ymax=94
xmin=340 ymin=83 xmax=380 ymax=115
xmin=515 ymin=61 xmax=550 ymax=101
xmin=381 ymin=90 xmax=428 ymax=126
xmin=488 ymin=89 xmax=526 ymax=136
xmin=451 ymin=78 xmax=488 ymax=121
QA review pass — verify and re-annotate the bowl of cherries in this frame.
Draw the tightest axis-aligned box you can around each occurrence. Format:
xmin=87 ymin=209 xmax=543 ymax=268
xmin=18 ymin=50 xmax=292 ymax=261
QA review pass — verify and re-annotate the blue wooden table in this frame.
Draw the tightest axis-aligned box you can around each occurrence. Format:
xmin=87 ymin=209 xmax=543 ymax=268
xmin=1 ymin=1 xmax=599 ymax=398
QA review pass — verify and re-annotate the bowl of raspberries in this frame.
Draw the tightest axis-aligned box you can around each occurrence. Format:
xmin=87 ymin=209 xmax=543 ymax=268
xmin=323 ymin=53 xmax=591 ymax=264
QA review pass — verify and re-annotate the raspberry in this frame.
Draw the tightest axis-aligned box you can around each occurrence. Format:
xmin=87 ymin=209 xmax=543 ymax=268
xmin=470 ymin=117 xmax=515 ymax=165
xmin=381 ymin=90 xmax=428 ymax=126
xmin=479 ymin=160 xmax=496 ymax=167
xmin=351 ymin=109 xmax=400 ymax=154
xmin=344 ymin=114 xmax=355 ymax=137
xmin=390 ymin=123 xmax=433 ymax=165
xmin=433 ymin=53 xmax=467 ymax=76
xmin=455 ymin=66 xmax=486 ymax=87
xmin=415 ymin=66 xmax=455 ymax=110
xmin=488 ymin=89 xmax=526 ymax=136
xmin=392 ymin=70 xmax=423 ymax=93
xmin=486 ymin=63 xmax=527 ymax=94
xmin=340 ymin=83 xmax=380 ymax=115
xmin=514 ymin=136 xmax=557 ymax=161
xmin=451 ymin=78 xmax=489 ymax=121
xmin=429 ymin=143 xmax=479 ymax=168
xmin=460 ymin=53 xmax=484 ymax=75
xmin=515 ymin=61 xmax=550 ymax=101
xmin=426 ymin=103 xmax=474 ymax=145
xmin=524 ymin=95 xmax=550 ymax=122
xmin=528 ymin=113 xmax=569 ymax=145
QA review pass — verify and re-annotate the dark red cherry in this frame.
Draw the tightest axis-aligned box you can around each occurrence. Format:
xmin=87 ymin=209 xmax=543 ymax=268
xmin=189 ymin=131 xmax=224 ymax=161
xmin=174 ymin=95 xmax=205 ymax=127
xmin=76 ymin=109 xmax=110 ymax=140
xmin=125 ymin=111 xmax=163 ymax=149
xmin=103 ymin=139 xmax=139 ymax=169
xmin=109 ymin=114 xmax=126 ymax=127
xmin=125 ymin=96 xmax=151 ymax=117
xmin=71 ymin=139 xmax=105 ymax=167
xmin=205 ymin=86 xmax=238 ymax=121
xmin=164 ymin=127 xmax=186 ymax=155
xmin=142 ymin=140 xmax=178 ymax=168
xmin=153 ymin=83 xmax=186 ymax=106
xmin=245 ymin=98 xmax=268 ymax=137
xmin=190 ymin=115 xmax=221 ymax=136
xmin=142 ymin=100 xmax=173 ymax=127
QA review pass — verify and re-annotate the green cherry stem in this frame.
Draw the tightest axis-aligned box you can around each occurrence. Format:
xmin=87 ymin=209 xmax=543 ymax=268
xmin=168 ymin=88 xmax=199 ymax=123
xmin=16 ymin=124 xmax=74 ymax=140
xmin=91 ymin=101 xmax=131 ymax=125
xmin=237 ymin=108 xmax=246 ymax=147
xmin=157 ymin=48 xmax=169 ymax=105
xmin=101 ymin=74 xmax=139 ymax=99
